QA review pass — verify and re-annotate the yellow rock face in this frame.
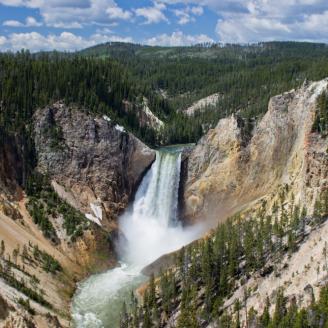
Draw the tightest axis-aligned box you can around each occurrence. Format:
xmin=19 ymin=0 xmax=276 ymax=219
xmin=183 ymin=79 xmax=328 ymax=226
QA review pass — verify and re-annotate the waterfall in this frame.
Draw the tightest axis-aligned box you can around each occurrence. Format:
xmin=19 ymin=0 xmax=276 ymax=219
xmin=119 ymin=149 xmax=185 ymax=266
xmin=133 ymin=150 xmax=181 ymax=226
xmin=72 ymin=147 xmax=204 ymax=328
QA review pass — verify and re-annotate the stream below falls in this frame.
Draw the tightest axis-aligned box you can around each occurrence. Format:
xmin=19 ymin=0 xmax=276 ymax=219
xmin=71 ymin=146 xmax=204 ymax=328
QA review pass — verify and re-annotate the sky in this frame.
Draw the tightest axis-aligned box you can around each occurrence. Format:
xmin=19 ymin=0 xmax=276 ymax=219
xmin=0 ymin=0 xmax=328 ymax=52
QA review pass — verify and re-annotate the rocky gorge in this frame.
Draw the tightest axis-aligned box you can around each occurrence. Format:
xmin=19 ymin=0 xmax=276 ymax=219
xmin=182 ymin=79 xmax=328 ymax=225
xmin=140 ymin=78 xmax=328 ymax=327
xmin=0 ymin=78 xmax=328 ymax=327
xmin=0 ymin=103 xmax=155 ymax=327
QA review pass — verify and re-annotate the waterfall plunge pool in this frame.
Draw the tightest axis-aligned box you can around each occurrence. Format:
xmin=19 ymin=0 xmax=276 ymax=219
xmin=72 ymin=146 xmax=204 ymax=328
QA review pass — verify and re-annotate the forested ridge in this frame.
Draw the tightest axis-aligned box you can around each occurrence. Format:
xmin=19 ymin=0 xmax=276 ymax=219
xmin=81 ymin=41 xmax=328 ymax=143
xmin=1 ymin=41 xmax=328 ymax=187
xmin=0 ymin=51 xmax=170 ymax=189
xmin=0 ymin=51 xmax=169 ymax=143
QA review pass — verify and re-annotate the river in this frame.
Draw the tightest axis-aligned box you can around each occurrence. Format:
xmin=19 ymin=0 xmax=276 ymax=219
xmin=72 ymin=146 xmax=204 ymax=328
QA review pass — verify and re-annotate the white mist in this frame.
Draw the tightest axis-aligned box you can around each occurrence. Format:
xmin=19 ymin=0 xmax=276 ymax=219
xmin=119 ymin=149 xmax=203 ymax=266
xmin=72 ymin=148 xmax=204 ymax=328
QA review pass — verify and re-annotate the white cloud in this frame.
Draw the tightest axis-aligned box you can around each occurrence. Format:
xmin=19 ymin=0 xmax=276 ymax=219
xmin=0 ymin=31 xmax=133 ymax=52
xmin=106 ymin=2 xmax=132 ymax=20
xmin=96 ymin=27 xmax=113 ymax=34
xmin=173 ymin=5 xmax=204 ymax=25
xmin=2 ymin=16 xmax=42 ymax=27
xmin=0 ymin=0 xmax=42 ymax=7
xmin=301 ymin=10 xmax=328 ymax=35
xmin=160 ymin=0 xmax=249 ymax=13
xmin=216 ymin=5 xmax=328 ymax=43
xmin=191 ymin=6 xmax=203 ymax=15
xmin=173 ymin=8 xmax=193 ymax=25
xmin=92 ymin=33 xmax=133 ymax=43
xmin=50 ymin=21 xmax=82 ymax=29
xmin=0 ymin=0 xmax=133 ymax=28
xmin=146 ymin=30 xmax=214 ymax=46
xmin=160 ymin=0 xmax=328 ymax=43
xmin=135 ymin=2 xmax=169 ymax=24
xmin=0 ymin=36 xmax=7 ymax=45
xmin=3 ymin=20 xmax=24 ymax=27
xmin=216 ymin=15 xmax=291 ymax=43
xmin=1 ymin=0 xmax=328 ymax=44
xmin=40 ymin=0 xmax=119 ymax=28
xmin=25 ymin=16 xmax=43 ymax=26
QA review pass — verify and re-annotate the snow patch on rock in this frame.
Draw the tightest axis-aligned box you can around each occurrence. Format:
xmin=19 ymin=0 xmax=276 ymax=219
xmin=91 ymin=203 xmax=102 ymax=221
xmin=85 ymin=214 xmax=101 ymax=226
xmin=85 ymin=202 xmax=103 ymax=226
xmin=103 ymin=114 xmax=125 ymax=132
xmin=115 ymin=124 xmax=125 ymax=132
xmin=103 ymin=115 xmax=111 ymax=122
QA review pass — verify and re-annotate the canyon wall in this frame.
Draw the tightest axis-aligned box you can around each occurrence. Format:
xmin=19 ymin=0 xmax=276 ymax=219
xmin=0 ymin=103 xmax=155 ymax=327
xmin=33 ymin=102 xmax=155 ymax=230
xmin=183 ymin=79 xmax=328 ymax=226
xmin=138 ymin=79 xmax=328 ymax=328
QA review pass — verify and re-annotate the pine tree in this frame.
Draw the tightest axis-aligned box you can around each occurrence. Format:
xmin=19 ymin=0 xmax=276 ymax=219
xmin=0 ymin=240 xmax=5 ymax=258
xmin=293 ymin=309 xmax=309 ymax=328
xmin=272 ymin=288 xmax=287 ymax=327
xmin=148 ymin=273 xmax=156 ymax=309
xmin=234 ymin=299 xmax=241 ymax=328
xmin=218 ymin=311 xmax=232 ymax=328
xmin=260 ymin=296 xmax=271 ymax=327
xmin=313 ymin=198 xmax=323 ymax=220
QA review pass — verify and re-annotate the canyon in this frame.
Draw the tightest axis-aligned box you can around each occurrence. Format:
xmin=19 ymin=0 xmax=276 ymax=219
xmin=0 ymin=78 xmax=328 ymax=327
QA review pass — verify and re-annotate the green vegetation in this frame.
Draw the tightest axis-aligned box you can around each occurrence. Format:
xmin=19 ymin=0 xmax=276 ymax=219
xmin=0 ymin=256 xmax=51 ymax=309
xmin=1 ymin=42 xmax=328 ymax=192
xmin=217 ymin=284 xmax=328 ymax=328
xmin=0 ymin=50 xmax=170 ymax=149
xmin=313 ymin=88 xmax=328 ymax=136
xmin=32 ymin=244 xmax=62 ymax=274
xmin=1 ymin=41 xmax=328 ymax=260
xmin=17 ymin=297 xmax=36 ymax=315
xmin=27 ymin=199 xmax=58 ymax=244
xmin=81 ymin=41 xmax=328 ymax=143
xmin=44 ymin=114 xmax=64 ymax=150
xmin=26 ymin=172 xmax=88 ymax=242
xmin=121 ymin=188 xmax=328 ymax=327
xmin=0 ymin=239 xmax=64 ymax=310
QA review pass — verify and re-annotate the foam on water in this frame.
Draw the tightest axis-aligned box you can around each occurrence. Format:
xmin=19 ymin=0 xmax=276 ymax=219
xmin=72 ymin=148 xmax=204 ymax=327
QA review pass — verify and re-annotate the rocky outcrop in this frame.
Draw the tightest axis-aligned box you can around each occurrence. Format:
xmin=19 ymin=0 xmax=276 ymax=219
xmin=183 ymin=93 xmax=222 ymax=116
xmin=221 ymin=217 xmax=328 ymax=327
xmin=0 ymin=134 xmax=25 ymax=199
xmin=138 ymin=97 xmax=164 ymax=131
xmin=183 ymin=79 xmax=328 ymax=225
xmin=0 ymin=294 xmax=10 ymax=320
xmin=123 ymin=97 xmax=164 ymax=131
xmin=0 ymin=102 xmax=155 ymax=327
xmin=34 ymin=102 xmax=155 ymax=229
xmin=139 ymin=77 xmax=328 ymax=326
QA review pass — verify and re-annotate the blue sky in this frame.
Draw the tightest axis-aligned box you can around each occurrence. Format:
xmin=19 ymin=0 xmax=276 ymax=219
xmin=0 ymin=0 xmax=328 ymax=52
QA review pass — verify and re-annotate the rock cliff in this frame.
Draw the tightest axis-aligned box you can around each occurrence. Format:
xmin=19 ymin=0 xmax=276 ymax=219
xmin=183 ymin=79 xmax=328 ymax=226
xmin=34 ymin=102 xmax=155 ymax=229
xmin=122 ymin=97 xmax=164 ymax=131
xmin=135 ymin=79 xmax=328 ymax=328
xmin=0 ymin=103 xmax=155 ymax=327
